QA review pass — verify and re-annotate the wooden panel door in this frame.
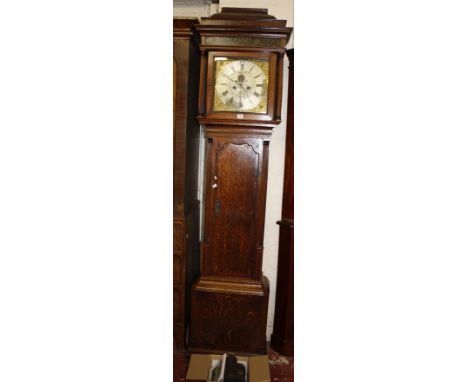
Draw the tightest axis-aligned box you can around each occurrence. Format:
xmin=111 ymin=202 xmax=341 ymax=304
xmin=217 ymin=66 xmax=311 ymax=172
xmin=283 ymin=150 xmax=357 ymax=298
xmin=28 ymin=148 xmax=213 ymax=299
xmin=202 ymin=135 xmax=268 ymax=282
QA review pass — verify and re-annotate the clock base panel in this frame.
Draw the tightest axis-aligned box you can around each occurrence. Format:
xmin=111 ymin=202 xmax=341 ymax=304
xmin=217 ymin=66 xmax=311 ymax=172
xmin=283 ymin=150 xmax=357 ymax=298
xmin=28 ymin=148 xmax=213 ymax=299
xmin=189 ymin=276 xmax=269 ymax=354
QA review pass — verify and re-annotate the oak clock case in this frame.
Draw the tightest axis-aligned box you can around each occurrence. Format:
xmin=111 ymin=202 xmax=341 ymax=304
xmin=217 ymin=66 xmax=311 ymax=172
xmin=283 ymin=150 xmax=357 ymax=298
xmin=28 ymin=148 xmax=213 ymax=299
xmin=190 ymin=8 xmax=292 ymax=355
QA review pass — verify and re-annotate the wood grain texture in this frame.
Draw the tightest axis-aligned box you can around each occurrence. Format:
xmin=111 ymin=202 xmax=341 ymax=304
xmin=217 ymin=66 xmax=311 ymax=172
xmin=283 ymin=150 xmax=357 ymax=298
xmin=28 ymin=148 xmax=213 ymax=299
xmin=271 ymin=49 xmax=294 ymax=356
xmin=207 ymin=139 xmax=259 ymax=278
xmin=270 ymin=223 xmax=294 ymax=355
xmin=190 ymin=276 xmax=269 ymax=354
xmin=173 ymin=18 xmax=201 ymax=351
xmin=190 ymin=8 xmax=291 ymax=355
xmin=199 ymin=131 xmax=272 ymax=283
xmin=173 ymin=18 xmax=200 ymax=218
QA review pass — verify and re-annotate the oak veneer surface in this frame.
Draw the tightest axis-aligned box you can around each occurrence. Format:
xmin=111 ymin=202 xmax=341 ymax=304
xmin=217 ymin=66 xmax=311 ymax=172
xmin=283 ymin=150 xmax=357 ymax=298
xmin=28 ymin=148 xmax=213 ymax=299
xmin=190 ymin=281 xmax=269 ymax=354
xmin=271 ymin=49 xmax=294 ymax=356
xmin=173 ymin=18 xmax=201 ymax=351
xmin=202 ymin=136 xmax=268 ymax=280
xmin=190 ymin=8 xmax=292 ymax=355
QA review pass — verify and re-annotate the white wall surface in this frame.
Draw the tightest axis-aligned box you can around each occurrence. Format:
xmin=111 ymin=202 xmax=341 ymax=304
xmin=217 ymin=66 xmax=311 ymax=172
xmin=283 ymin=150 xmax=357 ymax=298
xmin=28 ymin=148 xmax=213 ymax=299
xmin=173 ymin=0 xmax=294 ymax=341
xmin=173 ymin=0 xmax=218 ymax=18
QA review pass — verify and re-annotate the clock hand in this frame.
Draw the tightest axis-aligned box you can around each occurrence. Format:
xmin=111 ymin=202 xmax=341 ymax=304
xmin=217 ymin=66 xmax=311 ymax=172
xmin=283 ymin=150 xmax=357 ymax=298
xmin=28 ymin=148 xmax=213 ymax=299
xmin=222 ymin=74 xmax=237 ymax=82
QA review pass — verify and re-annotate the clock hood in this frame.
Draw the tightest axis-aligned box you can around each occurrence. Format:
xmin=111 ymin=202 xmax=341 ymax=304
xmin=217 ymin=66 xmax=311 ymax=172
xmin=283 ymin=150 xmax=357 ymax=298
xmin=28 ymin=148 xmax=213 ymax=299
xmin=195 ymin=7 xmax=292 ymax=50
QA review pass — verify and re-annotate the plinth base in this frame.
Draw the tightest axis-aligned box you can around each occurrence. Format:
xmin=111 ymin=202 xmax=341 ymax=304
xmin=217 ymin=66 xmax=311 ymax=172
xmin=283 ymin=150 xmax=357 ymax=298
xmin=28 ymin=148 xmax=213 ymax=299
xmin=189 ymin=276 xmax=269 ymax=355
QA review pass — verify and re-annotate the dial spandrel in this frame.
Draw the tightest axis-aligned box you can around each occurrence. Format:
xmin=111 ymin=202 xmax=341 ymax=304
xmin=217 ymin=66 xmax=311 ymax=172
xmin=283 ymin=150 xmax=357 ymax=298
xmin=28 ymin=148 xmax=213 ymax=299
xmin=213 ymin=58 xmax=269 ymax=113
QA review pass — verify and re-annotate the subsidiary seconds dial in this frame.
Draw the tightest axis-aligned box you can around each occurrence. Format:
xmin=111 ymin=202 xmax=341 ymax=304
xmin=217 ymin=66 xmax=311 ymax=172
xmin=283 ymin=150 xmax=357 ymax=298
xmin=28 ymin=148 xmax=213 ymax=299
xmin=214 ymin=59 xmax=267 ymax=112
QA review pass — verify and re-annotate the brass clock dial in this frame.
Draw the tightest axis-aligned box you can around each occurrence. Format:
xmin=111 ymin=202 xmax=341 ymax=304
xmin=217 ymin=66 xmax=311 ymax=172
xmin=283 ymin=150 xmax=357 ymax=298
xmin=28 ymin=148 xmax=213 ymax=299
xmin=213 ymin=58 xmax=269 ymax=113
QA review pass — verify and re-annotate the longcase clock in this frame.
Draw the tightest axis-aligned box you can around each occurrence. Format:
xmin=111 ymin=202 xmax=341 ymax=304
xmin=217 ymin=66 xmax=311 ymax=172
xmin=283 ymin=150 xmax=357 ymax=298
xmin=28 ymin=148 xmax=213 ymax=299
xmin=190 ymin=8 xmax=292 ymax=354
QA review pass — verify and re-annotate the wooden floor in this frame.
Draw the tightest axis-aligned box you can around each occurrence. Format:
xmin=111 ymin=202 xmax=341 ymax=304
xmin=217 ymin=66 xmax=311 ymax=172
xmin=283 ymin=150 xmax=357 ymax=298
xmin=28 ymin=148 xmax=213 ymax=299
xmin=173 ymin=344 xmax=294 ymax=381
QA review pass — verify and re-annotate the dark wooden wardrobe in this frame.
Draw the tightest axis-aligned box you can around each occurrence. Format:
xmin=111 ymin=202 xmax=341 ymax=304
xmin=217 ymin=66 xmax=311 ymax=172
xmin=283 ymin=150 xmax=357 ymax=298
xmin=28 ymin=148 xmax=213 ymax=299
xmin=271 ymin=48 xmax=294 ymax=355
xmin=173 ymin=18 xmax=201 ymax=351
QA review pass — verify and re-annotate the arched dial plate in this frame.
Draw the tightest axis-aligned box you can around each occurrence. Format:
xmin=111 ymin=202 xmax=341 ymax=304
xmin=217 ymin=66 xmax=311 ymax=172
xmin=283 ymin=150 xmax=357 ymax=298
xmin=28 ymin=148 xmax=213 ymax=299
xmin=213 ymin=58 xmax=269 ymax=113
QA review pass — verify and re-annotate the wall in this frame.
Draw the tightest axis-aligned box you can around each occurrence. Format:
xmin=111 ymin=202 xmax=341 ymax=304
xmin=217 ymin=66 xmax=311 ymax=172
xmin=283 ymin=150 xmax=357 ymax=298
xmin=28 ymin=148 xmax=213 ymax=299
xmin=173 ymin=0 xmax=294 ymax=341
xmin=173 ymin=1 xmax=218 ymax=18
